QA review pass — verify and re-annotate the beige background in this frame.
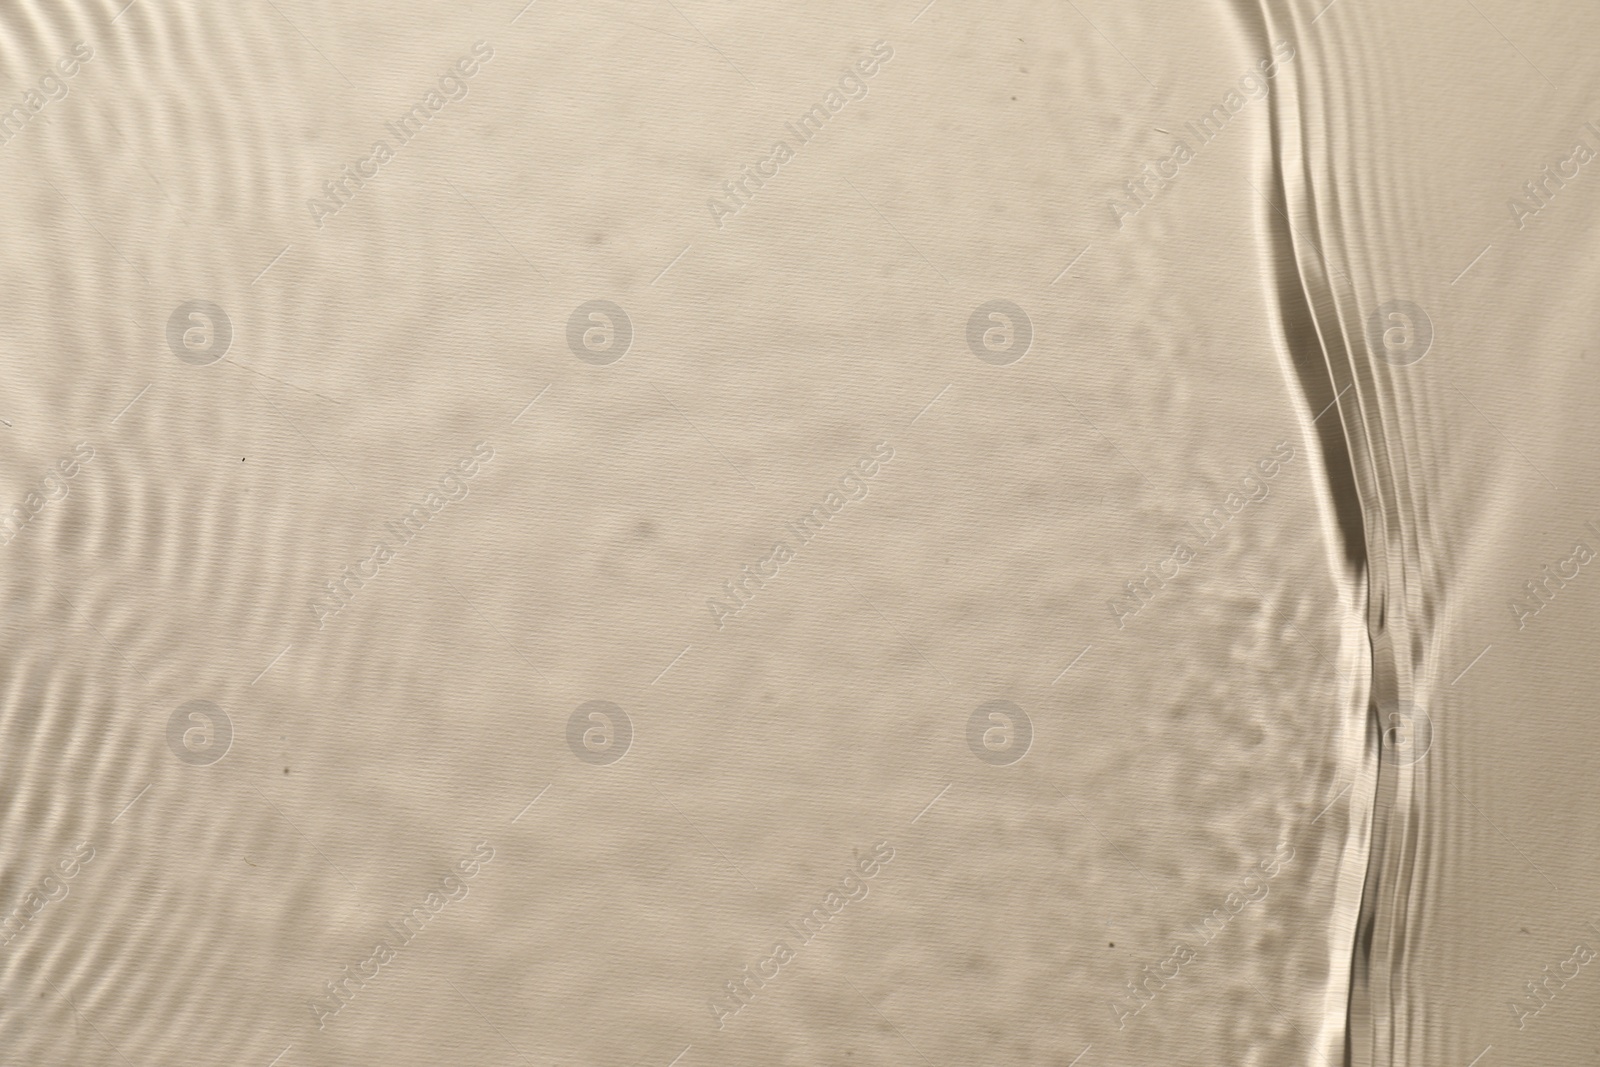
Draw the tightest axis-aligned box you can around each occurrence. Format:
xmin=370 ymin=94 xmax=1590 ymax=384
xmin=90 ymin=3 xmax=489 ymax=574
xmin=0 ymin=1 xmax=1597 ymax=1065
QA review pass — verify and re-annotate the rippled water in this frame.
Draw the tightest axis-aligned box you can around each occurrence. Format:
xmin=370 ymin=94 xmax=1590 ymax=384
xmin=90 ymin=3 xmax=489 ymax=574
xmin=2 ymin=1 xmax=1598 ymax=1065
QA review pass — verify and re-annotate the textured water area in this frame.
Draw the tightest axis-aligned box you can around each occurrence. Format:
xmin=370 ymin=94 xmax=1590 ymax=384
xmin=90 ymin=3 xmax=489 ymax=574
xmin=2 ymin=1 xmax=1598 ymax=1065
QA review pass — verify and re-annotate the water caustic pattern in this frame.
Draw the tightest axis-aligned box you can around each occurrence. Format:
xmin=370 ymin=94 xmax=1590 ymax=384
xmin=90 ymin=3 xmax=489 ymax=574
xmin=2 ymin=0 xmax=1600 ymax=1065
